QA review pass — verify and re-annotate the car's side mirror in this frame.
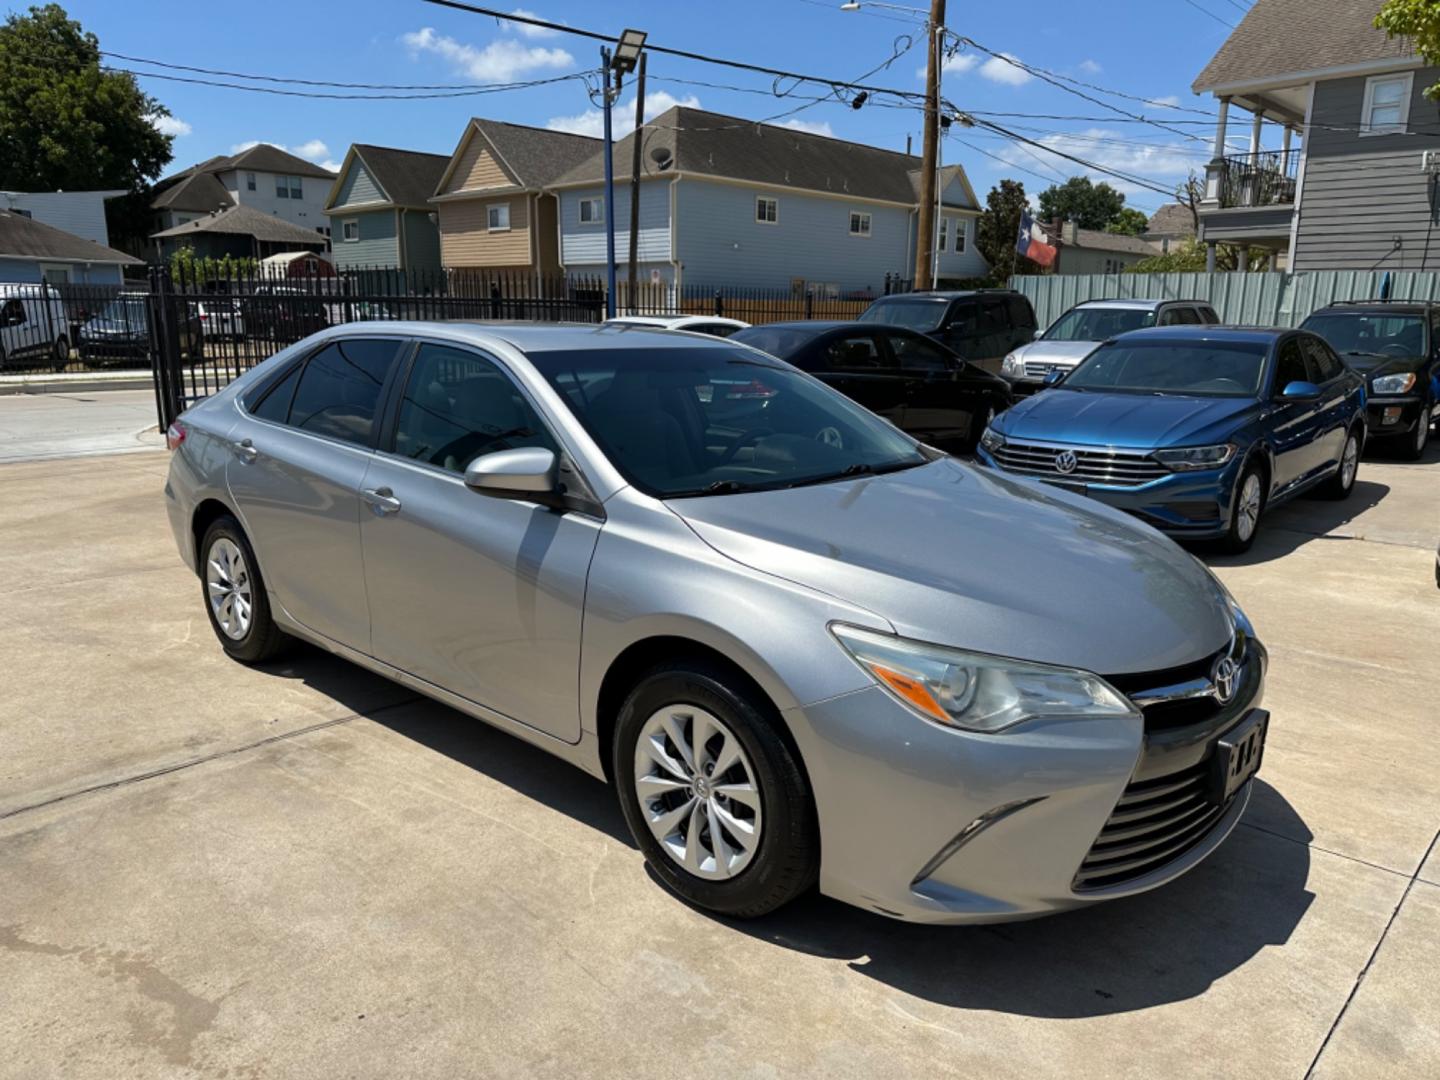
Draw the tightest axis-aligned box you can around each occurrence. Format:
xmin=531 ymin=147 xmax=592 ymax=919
xmin=1043 ymin=369 xmax=1065 ymax=387
xmin=464 ymin=447 xmax=560 ymax=505
xmin=2 ymin=310 xmax=23 ymax=328
xmin=1280 ymin=380 xmax=1321 ymax=401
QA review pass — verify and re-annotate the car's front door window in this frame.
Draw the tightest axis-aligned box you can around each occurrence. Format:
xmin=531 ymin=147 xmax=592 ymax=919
xmin=888 ymin=330 xmax=952 ymax=371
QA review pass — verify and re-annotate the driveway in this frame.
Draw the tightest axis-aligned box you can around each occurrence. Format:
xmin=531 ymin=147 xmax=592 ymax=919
xmin=0 ymin=388 xmax=163 ymax=463
xmin=0 ymin=445 xmax=1436 ymax=1078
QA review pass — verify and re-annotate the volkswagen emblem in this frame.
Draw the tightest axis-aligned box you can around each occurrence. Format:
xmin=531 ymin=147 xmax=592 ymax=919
xmin=1054 ymin=449 xmax=1079 ymax=475
xmin=1211 ymin=655 xmax=1240 ymax=704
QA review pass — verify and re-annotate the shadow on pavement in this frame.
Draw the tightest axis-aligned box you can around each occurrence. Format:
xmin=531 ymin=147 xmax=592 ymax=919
xmin=1202 ymin=479 xmax=1389 ymax=566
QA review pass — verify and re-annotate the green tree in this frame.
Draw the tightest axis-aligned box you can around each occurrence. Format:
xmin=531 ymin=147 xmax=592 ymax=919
xmin=0 ymin=4 xmax=174 ymax=246
xmin=1125 ymin=237 xmax=1270 ymax=273
xmin=976 ymin=178 xmax=1032 ymax=283
xmin=1037 ymin=176 xmax=1127 ymax=230
xmin=1376 ymin=0 xmax=1440 ymax=100
xmin=1106 ymin=207 xmax=1150 ymax=236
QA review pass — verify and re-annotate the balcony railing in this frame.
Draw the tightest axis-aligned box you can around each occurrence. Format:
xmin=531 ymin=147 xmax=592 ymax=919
xmin=1216 ymin=150 xmax=1300 ymax=209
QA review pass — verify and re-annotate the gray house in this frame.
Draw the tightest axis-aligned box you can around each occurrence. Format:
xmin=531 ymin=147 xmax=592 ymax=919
xmin=324 ymin=145 xmax=450 ymax=272
xmin=0 ymin=208 xmax=141 ymax=284
xmin=1193 ymin=0 xmax=1437 ymax=271
xmin=547 ymin=107 xmax=988 ymax=294
xmin=151 ymin=144 xmax=336 ymax=242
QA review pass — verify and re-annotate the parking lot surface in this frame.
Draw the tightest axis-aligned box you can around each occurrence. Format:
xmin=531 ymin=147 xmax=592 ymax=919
xmin=1 ymin=442 xmax=1437 ymax=1078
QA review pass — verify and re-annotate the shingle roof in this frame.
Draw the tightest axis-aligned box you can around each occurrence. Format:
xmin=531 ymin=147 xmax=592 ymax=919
xmin=152 ymin=144 xmax=335 ymax=210
xmin=150 ymin=204 xmax=328 ymax=244
xmin=1144 ymin=203 xmax=1196 ymax=238
xmin=470 ymin=119 xmax=600 ymax=189
xmin=151 ymin=170 xmax=235 ymax=213
xmin=0 ymin=209 xmax=142 ymax=264
xmin=349 ymin=144 xmax=450 ymax=208
xmin=1072 ymin=228 xmax=1158 ymax=256
xmin=222 ymin=144 xmax=336 ymax=180
xmin=551 ymin=107 xmax=969 ymax=207
xmin=1192 ymin=0 xmax=1416 ymax=92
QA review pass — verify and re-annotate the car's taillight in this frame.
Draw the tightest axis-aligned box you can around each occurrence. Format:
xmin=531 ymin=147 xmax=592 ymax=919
xmin=166 ymin=420 xmax=187 ymax=451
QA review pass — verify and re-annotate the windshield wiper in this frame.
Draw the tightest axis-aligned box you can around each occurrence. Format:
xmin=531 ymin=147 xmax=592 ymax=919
xmin=1343 ymin=350 xmax=1386 ymax=358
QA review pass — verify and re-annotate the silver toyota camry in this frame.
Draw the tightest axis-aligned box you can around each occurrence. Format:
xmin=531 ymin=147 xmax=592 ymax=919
xmin=163 ymin=322 xmax=1269 ymax=923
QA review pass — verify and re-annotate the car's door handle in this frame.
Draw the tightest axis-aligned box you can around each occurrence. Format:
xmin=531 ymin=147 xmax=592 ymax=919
xmin=362 ymin=487 xmax=402 ymax=515
xmin=232 ymin=438 xmax=257 ymax=464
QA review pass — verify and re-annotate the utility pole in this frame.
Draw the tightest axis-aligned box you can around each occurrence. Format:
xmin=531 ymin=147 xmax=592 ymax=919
xmin=601 ymin=47 xmax=618 ymax=319
xmin=914 ymin=0 xmax=946 ymax=290
xmin=627 ymin=52 xmax=648 ymax=315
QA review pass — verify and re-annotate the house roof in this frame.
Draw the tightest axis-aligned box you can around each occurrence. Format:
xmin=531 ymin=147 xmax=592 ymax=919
xmin=347 ymin=144 xmax=450 ymax=208
xmin=1192 ymin=0 xmax=1416 ymax=93
xmin=152 ymin=170 xmax=235 ymax=213
xmin=468 ymin=119 xmax=601 ymax=189
xmin=0 ymin=208 xmax=142 ymax=264
xmin=150 ymin=204 xmax=328 ymax=244
xmin=550 ymin=107 xmax=977 ymax=208
xmin=1143 ymin=203 xmax=1196 ymax=238
xmin=152 ymin=145 xmax=335 ymax=210
xmin=219 ymin=144 xmax=336 ymax=180
xmin=1071 ymin=228 xmax=1157 ymax=256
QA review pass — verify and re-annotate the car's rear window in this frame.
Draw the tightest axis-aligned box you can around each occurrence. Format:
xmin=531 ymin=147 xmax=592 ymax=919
xmin=857 ymin=297 xmax=949 ymax=332
xmin=729 ymin=326 xmax=819 ymax=358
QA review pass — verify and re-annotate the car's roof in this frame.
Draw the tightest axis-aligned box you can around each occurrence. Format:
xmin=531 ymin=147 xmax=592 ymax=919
xmin=604 ymin=315 xmax=747 ymax=328
xmin=735 ymin=320 xmax=849 ymax=333
xmin=324 ymin=320 xmax=750 ymax=354
xmin=1111 ymin=325 xmax=1290 ymax=344
xmin=1310 ymin=302 xmax=1432 ymax=315
xmin=1073 ymin=298 xmax=1180 ymax=311
xmin=871 ymin=290 xmax=1018 ymax=301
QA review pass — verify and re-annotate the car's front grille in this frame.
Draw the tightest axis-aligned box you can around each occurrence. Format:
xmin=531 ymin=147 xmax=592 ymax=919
xmin=990 ymin=439 xmax=1169 ymax=487
xmin=1023 ymin=361 xmax=1062 ymax=379
xmin=1073 ymin=761 xmax=1229 ymax=891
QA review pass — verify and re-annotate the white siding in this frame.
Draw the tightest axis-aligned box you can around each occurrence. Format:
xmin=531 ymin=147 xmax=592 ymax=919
xmin=0 ymin=191 xmax=121 ymax=245
xmin=218 ymin=169 xmax=332 ymax=237
xmin=559 ymin=183 xmax=672 ymax=266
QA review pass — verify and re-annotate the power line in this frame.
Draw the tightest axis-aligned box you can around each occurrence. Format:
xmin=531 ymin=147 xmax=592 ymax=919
xmin=107 ymin=65 xmax=592 ymax=100
xmin=1180 ymin=0 xmax=1237 ymax=28
xmin=964 ymin=117 xmax=1180 ymax=197
xmin=101 ymin=50 xmax=552 ymax=91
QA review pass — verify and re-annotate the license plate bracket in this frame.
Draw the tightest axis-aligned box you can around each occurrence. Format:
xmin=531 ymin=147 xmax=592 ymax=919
xmin=1209 ymin=709 xmax=1268 ymax=805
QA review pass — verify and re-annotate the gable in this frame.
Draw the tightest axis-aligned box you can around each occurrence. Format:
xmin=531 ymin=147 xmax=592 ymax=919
xmin=940 ymin=171 xmax=979 ymax=210
xmin=441 ymin=126 xmax=517 ymax=196
xmin=333 ymin=158 xmax=388 ymax=210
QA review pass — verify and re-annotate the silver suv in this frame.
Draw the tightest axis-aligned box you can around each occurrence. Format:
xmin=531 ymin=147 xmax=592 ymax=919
xmin=1001 ymin=299 xmax=1220 ymax=394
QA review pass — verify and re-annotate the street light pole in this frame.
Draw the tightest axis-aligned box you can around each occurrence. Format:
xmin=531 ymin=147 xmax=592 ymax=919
xmin=601 ymin=47 xmax=618 ymax=319
xmin=915 ymin=0 xmax=946 ymax=290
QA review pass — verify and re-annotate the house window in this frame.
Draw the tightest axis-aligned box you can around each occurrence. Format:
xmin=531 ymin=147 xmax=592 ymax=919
xmin=1361 ymin=72 xmax=1412 ymax=134
xmin=756 ymin=196 xmax=778 ymax=224
xmin=39 ymin=263 xmax=71 ymax=285
xmin=246 ymin=172 xmax=256 ymax=191
xmin=849 ymin=211 xmax=871 ymax=237
xmin=487 ymin=203 xmax=511 ymax=231
xmin=290 ymin=176 xmax=303 ymax=199
xmin=276 ymin=175 xmax=289 ymax=199
xmin=937 ymin=217 xmax=949 ymax=252
xmin=954 ymin=218 xmax=968 ymax=253
xmin=342 ymin=219 xmax=359 ymax=242
xmin=579 ymin=197 xmax=604 ymax=224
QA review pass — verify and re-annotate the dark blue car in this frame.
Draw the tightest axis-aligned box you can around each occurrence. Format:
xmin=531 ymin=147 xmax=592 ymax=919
xmin=977 ymin=326 xmax=1368 ymax=552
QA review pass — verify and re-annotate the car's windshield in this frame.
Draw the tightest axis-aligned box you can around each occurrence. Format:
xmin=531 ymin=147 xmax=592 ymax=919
xmin=1043 ymin=307 xmax=1157 ymax=342
xmin=1062 ymin=340 xmax=1268 ymax=398
xmin=529 ymin=347 xmax=928 ymax=497
xmin=1301 ymin=312 xmax=1426 ymax=357
xmin=857 ymin=297 xmax=948 ymax=332
xmin=95 ymin=298 xmax=149 ymax=325
xmin=728 ymin=325 xmax=821 ymax=357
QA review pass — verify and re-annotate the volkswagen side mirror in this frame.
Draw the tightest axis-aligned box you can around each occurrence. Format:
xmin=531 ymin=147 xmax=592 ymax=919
xmin=464 ymin=447 xmax=560 ymax=504
xmin=1043 ymin=368 xmax=1065 ymax=387
xmin=1280 ymin=380 xmax=1321 ymax=401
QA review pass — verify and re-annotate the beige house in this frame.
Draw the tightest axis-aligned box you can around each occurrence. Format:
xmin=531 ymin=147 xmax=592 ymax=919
xmin=431 ymin=119 xmax=599 ymax=278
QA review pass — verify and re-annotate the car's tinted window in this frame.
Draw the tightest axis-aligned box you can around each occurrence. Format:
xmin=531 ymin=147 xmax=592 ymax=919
xmin=1301 ymin=336 xmax=1343 ymax=382
xmin=1198 ymin=306 xmax=1220 ymax=325
xmin=947 ymin=299 xmax=980 ymax=338
xmin=391 ymin=344 xmax=557 ymax=473
xmin=1007 ymin=296 xmax=1037 ymax=331
xmin=1 ymin=299 xmax=24 ymax=327
xmin=823 ymin=334 xmax=891 ymax=371
xmin=1273 ymin=338 xmax=1311 ymax=392
xmin=1043 ymin=306 xmax=1157 ymax=341
xmin=729 ymin=325 xmax=820 ymax=359
xmin=1302 ymin=311 xmax=1426 ymax=357
xmin=249 ymin=362 xmax=302 ymax=423
xmin=286 ymin=338 xmax=401 ymax=446
xmin=978 ymin=298 xmax=1009 ymax=332
xmin=888 ymin=331 xmax=952 ymax=371
xmin=687 ymin=322 xmax=743 ymax=338
xmin=857 ymin=297 xmax=949 ymax=332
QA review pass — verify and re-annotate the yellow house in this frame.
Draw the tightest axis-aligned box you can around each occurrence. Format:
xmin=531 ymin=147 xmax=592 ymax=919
xmin=431 ymin=118 xmax=599 ymax=278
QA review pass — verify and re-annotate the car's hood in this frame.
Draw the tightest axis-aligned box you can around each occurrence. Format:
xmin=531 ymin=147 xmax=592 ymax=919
xmin=996 ymin=389 xmax=1257 ymax=449
xmin=1340 ymin=353 xmax=1424 ymax=378
xmin=669 ymin=458 xmax=1233 ymax=676
xmin=81 ymin=317 xmax=147 ymax=337
xmin=1010 ymin=340 xmax=1100 ymax=367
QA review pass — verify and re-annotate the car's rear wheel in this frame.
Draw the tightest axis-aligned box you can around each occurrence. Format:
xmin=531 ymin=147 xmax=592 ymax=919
xmin=1399 ymin=405 xmax=1431 ymax=461
xmin=52 ymin=335 xmax=69 ymax=372
xmin=1221 ymin=464 xmax=1266 ymax=554
xmin=199 ymin=516 xmax=289 ymax=663
xmin=1323 ymin=429 xmax=1362 ymax=499
xmin=613 ymin=661 xmax=818 ymax=918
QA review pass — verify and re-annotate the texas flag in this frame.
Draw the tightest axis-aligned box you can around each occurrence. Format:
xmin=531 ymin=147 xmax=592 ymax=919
xmin=1016 ymin=211 xmax=1058 ymax=268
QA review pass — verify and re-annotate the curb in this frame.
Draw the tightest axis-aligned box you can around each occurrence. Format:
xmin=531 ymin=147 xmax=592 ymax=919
xmin=0 ymin=374 xmax=153 ymax=396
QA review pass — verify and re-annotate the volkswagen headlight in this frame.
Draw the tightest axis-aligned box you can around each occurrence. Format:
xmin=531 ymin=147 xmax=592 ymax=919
xmin=831 ymin=624 xmax=1138 ymax=734
xmin=1153 ymin=443 xmax=1237 ymax=471
xmin=1001 ymin=352 xmax=1024 ymax=377
xmin=979 ymin=426 xmax=1005 ymax=453
xmin=1372 ymin=372 xmax=1417 ymax=395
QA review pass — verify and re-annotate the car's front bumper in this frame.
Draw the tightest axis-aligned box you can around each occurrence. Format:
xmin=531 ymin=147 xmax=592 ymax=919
xmin=1366 ymin=395 xmax=1429 ymax=438
xmin=784 ymin=642 xmax=1267 ymax=923
xmin=79 ymin=338 xmax=148 ymax=360
xmin=976 ymin=445 xmax=1242 ymax=539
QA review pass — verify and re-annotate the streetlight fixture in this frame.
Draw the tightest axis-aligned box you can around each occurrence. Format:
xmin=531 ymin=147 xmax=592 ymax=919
xmin=613 ymin=29 xmax=647 ymax=75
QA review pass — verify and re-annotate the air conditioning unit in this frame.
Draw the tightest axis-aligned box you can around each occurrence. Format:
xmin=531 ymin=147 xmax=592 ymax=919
xmin=1422 ymin=150 xmax=1440 ymax=174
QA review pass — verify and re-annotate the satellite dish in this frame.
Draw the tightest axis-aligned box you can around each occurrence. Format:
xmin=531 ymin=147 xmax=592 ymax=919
xmin=649 ymin=146 xmax=673 ymax=169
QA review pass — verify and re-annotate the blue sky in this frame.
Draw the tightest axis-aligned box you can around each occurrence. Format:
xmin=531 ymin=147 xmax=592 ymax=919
xmin=54 ymin=0 xmax=1246 ymax=216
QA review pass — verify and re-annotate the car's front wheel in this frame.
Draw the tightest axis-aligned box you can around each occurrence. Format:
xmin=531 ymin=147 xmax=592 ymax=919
xmin=1399 ymin=405 xmax=1431 ymax=461
xmin=199 ymin=515 xmax=289 ymax=663
xmin=51 ymin=335 xmax=69 ymax=372
xmin=1222 ymin=463 xmax=1266 ymax=554
xmin=613 ymin=661 xmax=818 ymax=918
xmin=1323 ymin=428 xmax=1362 ymax=499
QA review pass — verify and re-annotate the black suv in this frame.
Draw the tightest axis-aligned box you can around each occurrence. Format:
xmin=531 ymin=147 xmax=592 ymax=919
xmin=1300 ymin=301 xmax=1439 ymax=459
xmin=857 ymin=290 xmax=1038 ymax=375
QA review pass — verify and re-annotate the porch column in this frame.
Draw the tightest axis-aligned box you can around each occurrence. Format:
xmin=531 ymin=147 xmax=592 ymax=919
xmin=1281 ymin=126 xmax=1293 ymax=157
xmin=1269 ymin=249 xmax=1280 ymax=271
xmin=1249 ymin=110 xmax=1263 ymax=155
xmin=1212 ymin=96 xmax=1231 ymax=159
xmin=1206 ymin=242 xmax=1217 ymax=272
xmin=1202 ymin=97 xmax=1232 ymax=208
xmin=1237 ymin=245 xmax=1250 ymax=273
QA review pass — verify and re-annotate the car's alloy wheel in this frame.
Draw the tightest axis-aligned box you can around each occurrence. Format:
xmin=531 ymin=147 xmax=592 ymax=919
xmin=206 ymin=537 xmax=253 ymax=640
xmin=1402 ymin=408 xmax=1431 ymax=460
xmin=198 ymin=515 xmax=289 ymax=663
xmin=1325 ymin=431 xmax=1361 ymax=498
xmin=1235 ymin=473 xmax=1262 ymax=543
xmin=632 ymin=705 xmax=763 ymax=880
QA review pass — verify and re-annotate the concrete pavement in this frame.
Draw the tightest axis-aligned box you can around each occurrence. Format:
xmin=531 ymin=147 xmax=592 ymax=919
xmin=0 ymin=389 xmax=163 ymax=463
xmin=0 ymin=445 xmax=1437 ymax=1078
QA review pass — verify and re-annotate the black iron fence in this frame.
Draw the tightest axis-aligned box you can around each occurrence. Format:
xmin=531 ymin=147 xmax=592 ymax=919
xmin=1218 ymin=149 xmax=1300 ymax=209
xmin=0 ymin=281 xmax=134 ymax=374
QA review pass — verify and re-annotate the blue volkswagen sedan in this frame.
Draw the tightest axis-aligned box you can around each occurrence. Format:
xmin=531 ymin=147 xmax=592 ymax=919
xmin=977 ymin=326 xmax=1367 ymax=552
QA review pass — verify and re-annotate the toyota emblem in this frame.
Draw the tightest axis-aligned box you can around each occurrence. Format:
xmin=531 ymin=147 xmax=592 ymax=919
xmin=1054 ymin=450 xmax=1079 ymax=475
xmin=1212 ymin=656 xmax=1239 ymax=704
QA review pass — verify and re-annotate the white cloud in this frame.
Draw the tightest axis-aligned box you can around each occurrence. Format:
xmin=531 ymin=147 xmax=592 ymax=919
xmin=774 ymin=117 xmax=834 ymax=137
xmin=979 ymin=53 xmax=1031 ymax=86
xmin=1078 ymin=59 xmax=1102 ymax=74
xmin=503 ymin=8 xmax=558 ymax=38
xmin=148 ymin=114 xmax=191 ymax=137
xmin=230 ymin=139 xmax=338 ymax=170
xmin=401 ymin=26 xmax=573 ymax=82
xmin=546 ymin=90 xmax=701 ymax=139
xmin=917 ymin=52 xmax=978 ymax=80
xmin=320 ymin=160 xmax=343 ymax=173
xmin=1035 ymin=128 xmax=1203 ymax=197
xmin=292 ymin=139 xmax=330 ymax=160
xmin=1146 ymin=94 xmax=1182 ymax=109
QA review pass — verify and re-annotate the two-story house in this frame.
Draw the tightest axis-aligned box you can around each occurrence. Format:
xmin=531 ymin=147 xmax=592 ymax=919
xmin=431 ymin=119 xmax=599 ymax=279
xmin=150 ymin=144 xmax=336 ymax=247
xmin=1193 ymin=0 xmax=1436 ymax=271
xmin=324 ymin=145 xmax=450 ymax=273
xmin=546 ymin=107 xmax=988 ymax=293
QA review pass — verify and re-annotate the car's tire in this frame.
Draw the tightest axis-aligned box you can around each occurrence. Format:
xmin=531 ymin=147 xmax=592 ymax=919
xmin=1398 ymin=405 xmax=1431 ymax=461
xmin=1221 ymin=461 xmax=1266 ymax=554
xmin=1323 ymin=427 xmax=1362 ymax=499
xmin=198 ymin=515 xmax=289 ymax=664
xmin=52 ymin=335 xmax=69 ymax=372
xmin=612 ymin=660 xmax=819 ymax=918
xmin=967 ymin=402 xmax=998 ymax=452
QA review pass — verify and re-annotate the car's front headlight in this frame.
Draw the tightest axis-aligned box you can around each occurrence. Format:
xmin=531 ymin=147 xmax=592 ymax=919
xmin=1153 ymin=443 xmax=1237 ymax=471
xmin=1372 ymin=372 xmax=1417 ymax=395
xmin=831 ymin=624 xmax=1138 ymax=733
xmin=1001 ymin=352 xmax=1024 ymax=377
xmin=979 ymin=426 xmax=1005 ymax=452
